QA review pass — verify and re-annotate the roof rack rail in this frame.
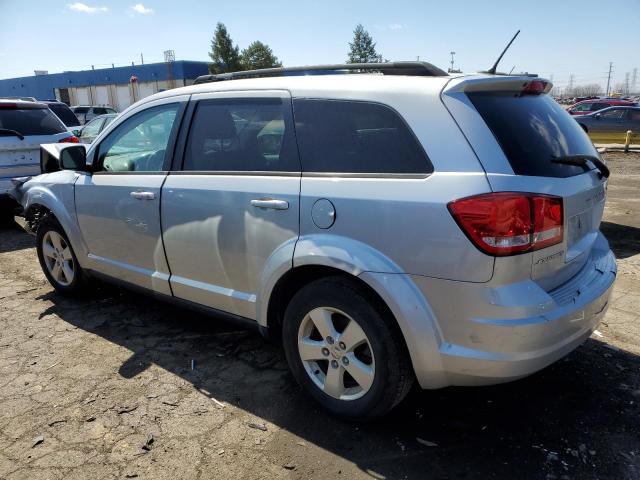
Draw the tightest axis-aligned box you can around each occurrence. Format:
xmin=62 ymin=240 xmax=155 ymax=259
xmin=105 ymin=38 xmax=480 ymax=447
xmin=194 ymin=61 xmax=448 ymax=85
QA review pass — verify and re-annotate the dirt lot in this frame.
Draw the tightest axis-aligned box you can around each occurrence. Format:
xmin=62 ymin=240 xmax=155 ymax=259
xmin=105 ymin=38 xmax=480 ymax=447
xmin=1 ymin=152 xmax=639 ymax=480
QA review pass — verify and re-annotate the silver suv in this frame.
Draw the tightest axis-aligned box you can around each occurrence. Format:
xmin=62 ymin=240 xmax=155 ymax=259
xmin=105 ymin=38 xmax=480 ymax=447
xmin=11 ymin=63 xmax=616 ymax=420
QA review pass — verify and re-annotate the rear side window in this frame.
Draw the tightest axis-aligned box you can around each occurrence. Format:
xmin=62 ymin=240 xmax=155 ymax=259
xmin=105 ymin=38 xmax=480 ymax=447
xmin=48 ymin=103 xmax=80 ymax=127
xmin=293 ymin=99 xmax=431 ymax=174
xmin=73 ymin=107 xmax=89 ymax=114
xmin=468 ymin=92 xmax=597 ymax=178
xmin=184 ymin=98 xmax=299 ymax=172
xmin=0 ymin=107 xmax=67 ymax=136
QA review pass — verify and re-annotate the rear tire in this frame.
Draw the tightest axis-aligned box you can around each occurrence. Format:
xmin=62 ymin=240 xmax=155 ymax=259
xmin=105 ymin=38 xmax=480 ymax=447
xmin=282 ymin=276 xmax=414 ymax=421
xmin=36 ymin=215 xmax=87 ymax=296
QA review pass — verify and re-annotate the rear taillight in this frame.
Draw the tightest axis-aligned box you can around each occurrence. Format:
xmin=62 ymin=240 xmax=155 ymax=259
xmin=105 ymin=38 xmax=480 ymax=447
xmin=448 ymin=192 xmax=563 ymax=256
xmin=59 ymin=136 xmax=79 ymax=143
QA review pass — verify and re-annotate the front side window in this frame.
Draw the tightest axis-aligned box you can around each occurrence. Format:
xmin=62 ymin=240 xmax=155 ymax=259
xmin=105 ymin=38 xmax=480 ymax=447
xmin=183 ymin=98 xmax=299 ymax=172
xmin=599 ymin=108 xmax=626 ymax=119
xmin=96 ymin=103 xmax=180 ymax=172
xmin=293 ymin=99 xmax=432 ymax=174
xmin=591 ymin=103 xmax=611 ymax=112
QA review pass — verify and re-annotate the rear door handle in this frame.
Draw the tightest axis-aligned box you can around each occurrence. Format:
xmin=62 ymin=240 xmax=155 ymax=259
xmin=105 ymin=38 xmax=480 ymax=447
xmin=130 ymin=191 xmax=155 ymax=200
xmin=250 ymin=198 xmax=289 ymax=210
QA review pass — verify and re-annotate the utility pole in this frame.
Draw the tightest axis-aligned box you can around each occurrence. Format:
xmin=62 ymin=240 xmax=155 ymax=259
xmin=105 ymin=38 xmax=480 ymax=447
xmin=605 ymin=62 xmax=613 ymax=96
xmin=625 ymin=72 xmax=630 ymax=95
xmin=632 ymin=68 xmax=638 ymax=93
xmin=141 ymin=53 xmax=144 ymax=65
xmin=449 ymin=51 xmax=455 ymax=72
xmin=567 ymin=73 xmax=574 ymax=96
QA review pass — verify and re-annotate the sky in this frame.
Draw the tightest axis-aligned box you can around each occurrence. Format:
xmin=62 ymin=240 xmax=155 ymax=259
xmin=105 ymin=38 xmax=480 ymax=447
xmin=1 ymin=0 xmax=639 ymax=91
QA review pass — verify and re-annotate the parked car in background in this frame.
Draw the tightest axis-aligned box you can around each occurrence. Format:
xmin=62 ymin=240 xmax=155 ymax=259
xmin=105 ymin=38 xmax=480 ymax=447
xmin=568 ymin=98 xmax=636 ymax=116
xmin=0 ymin=99 xmax=76 ymax=216
xmin=78 ymin=114 xmax=117 ymax=144
xmin=575 ymin=106 xmax=640 ymax=143
xmin=71 ymin=105 xmax=118 ymax=125
xmin=11 ymin=65 xmax=616 ymax=420
xmin=42 ymin=100 xmax=82 ymax=134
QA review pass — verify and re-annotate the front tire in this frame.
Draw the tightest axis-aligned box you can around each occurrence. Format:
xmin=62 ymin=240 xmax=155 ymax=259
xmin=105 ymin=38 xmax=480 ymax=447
xmin=36 ymin=216 xmax=87 ymax=296
xmin=282 ymin=276 xmax=414 ymax=421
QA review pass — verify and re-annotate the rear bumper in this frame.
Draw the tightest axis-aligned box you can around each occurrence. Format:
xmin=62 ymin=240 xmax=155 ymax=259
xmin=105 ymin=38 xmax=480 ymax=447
xmin=409 ymin=232 xmax=616 ymax=387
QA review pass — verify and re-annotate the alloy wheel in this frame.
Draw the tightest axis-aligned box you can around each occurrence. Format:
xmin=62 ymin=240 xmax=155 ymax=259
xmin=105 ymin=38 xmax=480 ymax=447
xmin=297 ymin=307 xmax=375 ymax=401
xmin=42 ymin=231 xmax=74 ymax=287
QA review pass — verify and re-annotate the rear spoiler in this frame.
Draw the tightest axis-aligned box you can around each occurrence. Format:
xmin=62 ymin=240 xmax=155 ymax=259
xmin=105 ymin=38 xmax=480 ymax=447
xmin=443 ymin=75 xmax=553 ymax=95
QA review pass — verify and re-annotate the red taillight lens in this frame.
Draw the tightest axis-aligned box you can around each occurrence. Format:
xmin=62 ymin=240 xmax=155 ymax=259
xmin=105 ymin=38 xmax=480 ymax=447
xmin=59 ymin=136 xmax=79 ymax=143
xmin=448 ymin=192 xmax=563 ymax=256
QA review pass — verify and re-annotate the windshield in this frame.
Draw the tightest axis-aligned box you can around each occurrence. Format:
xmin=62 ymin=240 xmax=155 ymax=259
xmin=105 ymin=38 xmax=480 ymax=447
xmin=0 ymin=107 xmax=67 ymax=136
xmin=48 ymin=104 xmax=81 ymax=127
xmin=468 ymin=92 xmax=598 ymax=178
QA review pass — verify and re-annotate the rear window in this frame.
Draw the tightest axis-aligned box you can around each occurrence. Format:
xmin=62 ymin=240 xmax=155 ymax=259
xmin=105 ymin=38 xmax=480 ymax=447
xmin=468 ymin=92 xmax=597 ymax=178
xmin=0 ymin=107 xmax=67 ymax=136
xmin=293 ymin=99 xmax=432 ymax=174
xmin=48 ymin=103 xmax=80 ymax=127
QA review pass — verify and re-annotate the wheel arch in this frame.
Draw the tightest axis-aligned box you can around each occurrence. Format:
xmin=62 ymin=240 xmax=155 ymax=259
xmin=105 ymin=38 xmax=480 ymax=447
xmin=259 ymin=234 xmax=448 ymax=389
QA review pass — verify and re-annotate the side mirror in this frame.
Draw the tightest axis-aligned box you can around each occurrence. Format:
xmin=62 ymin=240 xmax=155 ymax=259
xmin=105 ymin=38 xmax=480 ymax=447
xmin=594 ymin=113 xmax=601 ymax=119
xmin=40 ymin=143 xmax=91 ymax=174
xmin=60 ymin=145 xmax=89 ymax=171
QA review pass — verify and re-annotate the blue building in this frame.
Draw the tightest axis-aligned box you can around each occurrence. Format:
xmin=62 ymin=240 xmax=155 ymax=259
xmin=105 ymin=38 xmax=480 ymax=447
xmin=0 ymin=60 xmax=209 ymax=111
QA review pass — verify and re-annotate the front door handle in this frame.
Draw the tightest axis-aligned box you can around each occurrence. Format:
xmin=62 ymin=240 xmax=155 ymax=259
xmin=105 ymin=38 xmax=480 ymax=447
xmin=130 ymin=191 xmax=155 ymax=200
xmin=250 ymin=198 xmax=289 ymax=210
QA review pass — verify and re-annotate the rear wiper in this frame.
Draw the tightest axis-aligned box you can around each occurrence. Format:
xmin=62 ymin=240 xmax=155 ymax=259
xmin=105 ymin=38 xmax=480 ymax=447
xmin=551 ymin=154 xmax=610 ymax=179
xmin=0 ymin=128 xmax=25 ymax=140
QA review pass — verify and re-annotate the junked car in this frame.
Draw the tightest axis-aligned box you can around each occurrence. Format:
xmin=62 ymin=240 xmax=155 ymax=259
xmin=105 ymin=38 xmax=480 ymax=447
xmin=0 ymin=99 xmax=77 ymax=217
xmin=10 ymin=62 xmax=616 ymax=420
xmin=575 ymin=106 xmax=640 ymax=144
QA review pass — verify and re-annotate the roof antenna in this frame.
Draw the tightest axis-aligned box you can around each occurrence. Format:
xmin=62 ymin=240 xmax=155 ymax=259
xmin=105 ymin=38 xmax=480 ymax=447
xmin=485 ymin=30 xmax=520 ymax=75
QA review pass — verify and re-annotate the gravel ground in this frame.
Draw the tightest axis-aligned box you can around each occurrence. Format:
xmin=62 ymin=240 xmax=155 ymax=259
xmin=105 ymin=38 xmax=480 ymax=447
xmin=1 ymin=152 xmax=639 ymax=480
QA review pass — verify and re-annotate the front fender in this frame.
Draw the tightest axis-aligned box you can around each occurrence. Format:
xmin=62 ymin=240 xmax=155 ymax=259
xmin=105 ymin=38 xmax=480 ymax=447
xmin=20 ymin=172 xmax=88 ymax=264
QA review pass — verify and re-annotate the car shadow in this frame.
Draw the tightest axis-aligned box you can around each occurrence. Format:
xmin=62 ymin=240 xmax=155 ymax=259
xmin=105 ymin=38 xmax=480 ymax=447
xmin=601 ymin=222 xmax=640 ymax=259
xmin=0 ymin=219 xmax=33 ymax=253
xmin=37 ymin=285 xmax=640 ymax=479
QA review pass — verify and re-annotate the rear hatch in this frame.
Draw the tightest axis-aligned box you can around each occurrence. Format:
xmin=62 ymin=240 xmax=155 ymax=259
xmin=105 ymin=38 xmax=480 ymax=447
xmin=0 ymin=102 xmax=71 ymax=183
xmin=442 ymin=76 xmax=608 ymax=290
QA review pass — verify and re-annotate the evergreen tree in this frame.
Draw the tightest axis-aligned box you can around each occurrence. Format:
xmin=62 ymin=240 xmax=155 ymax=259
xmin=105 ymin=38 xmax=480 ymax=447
xmin=241 ymin=41 xmax=282 ymax=70
xmin=208 ymin=22 xmax=242 ymax=74
xmin=347 ymin=24 xmax=382 ymax=63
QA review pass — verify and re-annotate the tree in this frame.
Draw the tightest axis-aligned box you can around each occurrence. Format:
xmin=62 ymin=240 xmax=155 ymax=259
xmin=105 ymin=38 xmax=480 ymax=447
xmin=241 ymin=41 xmax=282 ymax=70
xmin=347 ymin=24 xmax=382 ymax=63
xmin=208 ymin=22 xmax=242 ymax=74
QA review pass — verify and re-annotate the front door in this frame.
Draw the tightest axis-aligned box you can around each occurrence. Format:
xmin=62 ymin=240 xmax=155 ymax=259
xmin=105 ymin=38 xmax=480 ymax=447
xmin=161 ymin=91 xmax=301 ymax=319
xmin=75 ymin=98 xmax=186 ymax=294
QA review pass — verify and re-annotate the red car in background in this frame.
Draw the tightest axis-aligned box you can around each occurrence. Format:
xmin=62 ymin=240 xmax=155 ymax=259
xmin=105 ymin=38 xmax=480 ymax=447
xmin=568 ymin=98 xmax=637 ymax=115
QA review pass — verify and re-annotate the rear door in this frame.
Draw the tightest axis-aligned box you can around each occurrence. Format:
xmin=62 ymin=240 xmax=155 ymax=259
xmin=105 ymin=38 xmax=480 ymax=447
xmin=161 ymin=91 xmax=301 ymax=320
xmin=0 ymin=102 xmax=69 ymax=189
xmin=443 ymin=78 xmax=608 ymax=290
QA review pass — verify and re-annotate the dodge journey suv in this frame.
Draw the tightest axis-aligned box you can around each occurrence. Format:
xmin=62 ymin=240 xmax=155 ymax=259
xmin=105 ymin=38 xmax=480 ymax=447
xmin=11 ymin=62 xmax=616 ymax=420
